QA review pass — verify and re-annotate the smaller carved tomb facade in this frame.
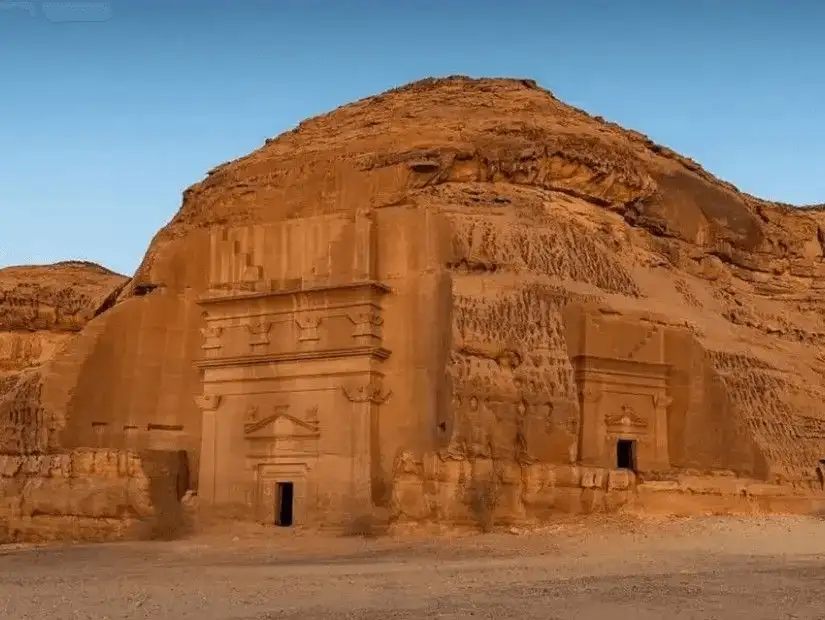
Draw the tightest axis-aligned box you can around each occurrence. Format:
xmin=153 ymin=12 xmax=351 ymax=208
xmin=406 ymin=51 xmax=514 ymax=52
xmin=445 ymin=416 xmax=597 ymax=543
xmin=195 ymin=213 xmax=392 ymax=526
xmin=568 ymin=310 xmax=672 ymax=473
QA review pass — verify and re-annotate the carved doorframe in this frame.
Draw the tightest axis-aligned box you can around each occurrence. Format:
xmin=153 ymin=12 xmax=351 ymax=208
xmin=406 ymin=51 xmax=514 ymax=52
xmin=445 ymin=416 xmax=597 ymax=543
xmin=243 ymin=404 xmax=320 ymax=524
xmin=573 ymin=355 xmax=671 ymax=471
xmin=254 ymin=460 xmax=313 ymax=525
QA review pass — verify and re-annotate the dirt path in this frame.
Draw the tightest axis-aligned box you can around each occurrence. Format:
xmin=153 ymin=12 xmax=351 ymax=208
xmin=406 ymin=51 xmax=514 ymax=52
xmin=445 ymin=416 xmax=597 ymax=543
xmin=1 ymin=516 xmax=824 ymax=619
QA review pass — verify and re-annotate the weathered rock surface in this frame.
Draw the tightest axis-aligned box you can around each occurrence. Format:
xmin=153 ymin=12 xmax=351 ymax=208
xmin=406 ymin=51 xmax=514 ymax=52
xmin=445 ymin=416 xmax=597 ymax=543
xmin=0 ymin=261 xmax=125 ymax=332
xmin=0 ymin=262 xmax=126 ymax=454
xmin=4 ymin=76 xmax=825 ymax=536
xmin=0 ymin=448 xmax=189 ymax=542
xmin=0 ymin=264 xmax=176 ymax=540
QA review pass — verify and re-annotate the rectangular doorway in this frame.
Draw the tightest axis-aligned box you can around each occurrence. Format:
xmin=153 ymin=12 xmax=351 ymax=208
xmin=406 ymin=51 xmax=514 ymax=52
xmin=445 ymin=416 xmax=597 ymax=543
xmin=275 ymin=482 xmax=294 ymax=527
xmin=616 ymin=439 xmax=637 ymax=471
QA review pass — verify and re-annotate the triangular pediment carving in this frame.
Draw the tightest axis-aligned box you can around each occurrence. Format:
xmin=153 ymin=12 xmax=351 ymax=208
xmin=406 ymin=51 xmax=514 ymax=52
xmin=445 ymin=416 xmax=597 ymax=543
xmin=604 ymin=404 xmax=649 ymax=429
xmin=243 ymin=405 xmax=320 ymax=439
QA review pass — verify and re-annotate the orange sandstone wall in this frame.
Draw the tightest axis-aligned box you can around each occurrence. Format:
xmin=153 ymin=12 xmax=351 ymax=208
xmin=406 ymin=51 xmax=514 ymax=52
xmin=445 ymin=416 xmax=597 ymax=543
xmin=45 ymin=234 xmax=211 ymax=477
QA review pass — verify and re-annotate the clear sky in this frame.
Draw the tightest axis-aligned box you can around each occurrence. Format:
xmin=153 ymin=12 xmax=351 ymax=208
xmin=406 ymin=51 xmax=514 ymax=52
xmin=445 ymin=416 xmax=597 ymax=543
xmin=1 ymin=0 xmax=823 ymax=275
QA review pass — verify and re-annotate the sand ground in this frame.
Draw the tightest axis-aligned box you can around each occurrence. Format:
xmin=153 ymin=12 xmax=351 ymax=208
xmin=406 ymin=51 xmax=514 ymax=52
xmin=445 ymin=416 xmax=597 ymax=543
xmin=1 ymin=515 xmax=824 ymax=619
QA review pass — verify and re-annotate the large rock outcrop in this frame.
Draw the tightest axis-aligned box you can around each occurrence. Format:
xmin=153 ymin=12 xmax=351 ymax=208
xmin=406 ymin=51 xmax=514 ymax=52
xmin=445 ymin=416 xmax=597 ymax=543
xmin=4 ymin=77 xmax=825 ymax=533
xmin=0 ymin=264 xmax=191 ymax=541
xmin=0 ymin=261 xmax=126 ymax=454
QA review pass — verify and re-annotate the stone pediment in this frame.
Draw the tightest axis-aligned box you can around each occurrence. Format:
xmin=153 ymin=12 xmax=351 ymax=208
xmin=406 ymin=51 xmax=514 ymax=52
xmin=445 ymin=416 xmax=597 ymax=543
xmin=604 ymin=405 xmax=649 ymax=430
xmin=243 ymin=405 xmax=320 ymax=439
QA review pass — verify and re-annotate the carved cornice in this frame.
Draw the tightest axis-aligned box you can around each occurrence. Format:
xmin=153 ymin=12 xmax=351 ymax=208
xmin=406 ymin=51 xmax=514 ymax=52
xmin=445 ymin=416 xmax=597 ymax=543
xmin=572 ymin=355 xmax=670 ymax=379
xmin=194 ymin=394 xmax=222 ymax=411
xmin=197 ymin=280 xmax=392 ymax=305
xmin=342 ymin=377 xmax=391 ymax=404
xmin=195 ymin=346 xmax=391 ymax=368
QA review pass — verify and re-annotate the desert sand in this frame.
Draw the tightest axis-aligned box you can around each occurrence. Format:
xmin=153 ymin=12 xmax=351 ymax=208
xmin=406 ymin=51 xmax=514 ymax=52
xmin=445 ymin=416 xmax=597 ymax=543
xmin=2 ymin=515 xmax=824 ymax=619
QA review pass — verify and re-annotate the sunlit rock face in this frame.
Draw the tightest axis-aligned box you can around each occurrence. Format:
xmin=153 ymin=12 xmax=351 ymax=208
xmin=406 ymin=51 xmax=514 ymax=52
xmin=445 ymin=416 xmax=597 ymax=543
xmin=4 ymin=77 xmax=825 ymax=537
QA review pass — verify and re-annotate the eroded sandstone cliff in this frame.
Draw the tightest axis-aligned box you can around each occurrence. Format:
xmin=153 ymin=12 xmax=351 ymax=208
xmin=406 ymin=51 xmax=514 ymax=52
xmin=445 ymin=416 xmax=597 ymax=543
xmin=0 ymin=261 xmax=126 ymax=453
xmin=4 ymin=76 xmax=825 ymax=534
xmin=134 ymin=77 xmax=825 ymax=481
xmin=0 ymin=263 xmax=191 ymax=541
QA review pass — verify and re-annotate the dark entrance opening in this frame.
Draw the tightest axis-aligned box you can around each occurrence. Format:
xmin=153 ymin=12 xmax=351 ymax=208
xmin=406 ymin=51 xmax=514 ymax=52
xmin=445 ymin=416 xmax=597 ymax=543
xmin=616 ymin=439 xmax=637 ymax=471
xmin=275 ymin=482 xmax=294 ymax=527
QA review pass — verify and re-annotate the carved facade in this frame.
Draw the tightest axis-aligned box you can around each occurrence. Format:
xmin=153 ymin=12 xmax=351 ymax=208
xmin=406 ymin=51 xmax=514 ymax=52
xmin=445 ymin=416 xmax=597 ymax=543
xmin=194 ymin=207 xmax=451 ymax=526
xmin=574 ymin=357 xmax=670 ymax=472
xmin=196 ymin=215 xmax=388 ymax=524
xmin=568 ymin=310 xmax=673 ymax=473
xmin=195 ymin=207 xmax=819 ymax=528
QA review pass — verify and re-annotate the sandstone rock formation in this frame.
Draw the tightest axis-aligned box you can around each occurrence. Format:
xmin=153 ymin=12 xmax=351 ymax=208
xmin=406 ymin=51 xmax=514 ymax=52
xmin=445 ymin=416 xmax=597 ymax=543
xmin=0 ymin=263 xmax=192 ymax=541
xmin=4 ymin=76 xmax=825 ymax=537
xmin=0 ymin=261 xmax=126 ymax=454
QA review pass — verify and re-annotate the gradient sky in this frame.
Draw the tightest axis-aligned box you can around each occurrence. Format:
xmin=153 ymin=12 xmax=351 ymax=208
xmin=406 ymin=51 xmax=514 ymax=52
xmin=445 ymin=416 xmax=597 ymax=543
xmin=1 ymin=0 xmax=823 ymax=275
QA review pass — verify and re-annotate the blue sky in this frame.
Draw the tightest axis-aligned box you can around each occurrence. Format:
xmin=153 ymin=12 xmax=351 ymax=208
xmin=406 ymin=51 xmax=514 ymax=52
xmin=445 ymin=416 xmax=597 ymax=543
xmin=2 ymin=0 xmax=823 ymax=275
